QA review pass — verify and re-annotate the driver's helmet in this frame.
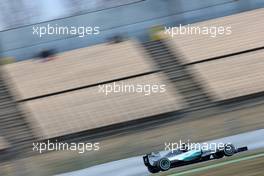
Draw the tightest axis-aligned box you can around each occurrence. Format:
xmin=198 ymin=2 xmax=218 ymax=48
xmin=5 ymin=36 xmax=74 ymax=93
xmin=180 ymin=143 xmax=189 ymax=152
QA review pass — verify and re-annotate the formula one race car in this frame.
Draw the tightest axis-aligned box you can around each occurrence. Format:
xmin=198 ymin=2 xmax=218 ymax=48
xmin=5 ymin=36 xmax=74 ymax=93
xmin=143 ymin=143 xmax=248 ymax=173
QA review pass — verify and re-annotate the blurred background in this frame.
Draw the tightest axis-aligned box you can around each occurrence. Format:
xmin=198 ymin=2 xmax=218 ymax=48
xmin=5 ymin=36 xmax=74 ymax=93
xmin=0 ymin=0 xmax=264 ymax=176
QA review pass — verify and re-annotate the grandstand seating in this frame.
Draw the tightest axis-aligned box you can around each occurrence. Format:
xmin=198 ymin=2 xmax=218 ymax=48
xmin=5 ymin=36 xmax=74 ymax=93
xmin=159 ymin=8 xmax=264 ymax=101
xmin=3 ymin=40 xmax=185 ymax=139
xmin=192 ymin=50 xmax=264 ymax=100
xmin=3 ymin=40 xmax=156 ymax=100
xmin=0 ymin=74 xmax=36 ymax=153
xmin=0 ymin=137 xmax=8 ymax=150
xmin=143 ymin=40 xmax=213 ymax=109
xmin=2 ymin=8 xmax=264 ymax=140
xmin=166 ymin=8 xmax=264 ymax=64
xmin=23 ymin=73 xmax=185 ymax=139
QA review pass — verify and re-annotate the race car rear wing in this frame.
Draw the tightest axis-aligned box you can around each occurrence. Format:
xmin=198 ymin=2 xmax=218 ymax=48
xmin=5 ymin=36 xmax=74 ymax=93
xmin=236 ymin=146 xmax=248 ymax=153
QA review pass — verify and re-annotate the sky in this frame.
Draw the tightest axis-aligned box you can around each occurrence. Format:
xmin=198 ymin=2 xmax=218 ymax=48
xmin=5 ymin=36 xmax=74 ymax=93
xmin=0 ymin=0 xmax=140 ymax=30
xmin=39 ymin=0 xmax=66 ymax=21
xmin=0 ymin=0 xmax=66 ymax=30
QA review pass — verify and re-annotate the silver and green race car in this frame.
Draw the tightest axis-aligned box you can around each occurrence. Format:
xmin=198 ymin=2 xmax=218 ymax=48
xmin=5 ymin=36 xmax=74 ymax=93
xmin=143 ymin=143 xmax=248 ymax=173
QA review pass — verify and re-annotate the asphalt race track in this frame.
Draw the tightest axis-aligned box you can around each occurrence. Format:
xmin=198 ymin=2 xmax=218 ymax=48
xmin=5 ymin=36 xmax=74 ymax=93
xmin=56 ymin=129 xmax=264 ymax=176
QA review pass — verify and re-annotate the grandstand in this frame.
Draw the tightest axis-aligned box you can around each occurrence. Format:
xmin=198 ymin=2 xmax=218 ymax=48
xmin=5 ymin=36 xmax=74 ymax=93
xmin=143 ymin=40 xmax=214 ymax=109
xmin=2 ymin=8 xmax=264 ymax=141
xmin=0 ymin=73 xmax=36 ymax=156
xmin=166 ymin=8 xmax=264 ymax=64
xmin=3 ymin=40 xmax=157 ymax=100
xmin=0 ymin=6 xmax=263 ymax=166
xmin=0 ymin=137 xmax=8 ymax=151
xmin=23 ymin=73 xmax=184 ymax=139
xmin=3 ymin=40 xmax=186 ymax=139
xmin=193 ymin=50 xmax=264 ymax=100
xmin=155 ymin=8 xmax=264 ymax=102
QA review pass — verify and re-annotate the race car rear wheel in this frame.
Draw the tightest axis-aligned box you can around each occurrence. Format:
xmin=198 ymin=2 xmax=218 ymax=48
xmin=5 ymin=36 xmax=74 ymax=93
xmin=158 ymin=158 xmax=171 ymax=171
xmin=213 ymin=151 xmax=224 ymax=159
xmin=147 ymin=166 xmax=160 ymax=173
xmin=201 ymin=155 xmax=211 ymax=161
xmin=224 ymin=144 xmax=236 ymax=156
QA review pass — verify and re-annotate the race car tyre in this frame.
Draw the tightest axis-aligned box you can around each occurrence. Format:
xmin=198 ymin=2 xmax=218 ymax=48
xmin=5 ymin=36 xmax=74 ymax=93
xmin=201 ymin=155 xmax=211 ymax=161
xmin=158 ymin=158 xmax=171 ymax=171
xmin=147 ymin=166 xmax=160 ymax=173
xmin=213 ymin=151 xmax=224 ymax=159
xmin=224 ymin=144 xmax=236 ymax=156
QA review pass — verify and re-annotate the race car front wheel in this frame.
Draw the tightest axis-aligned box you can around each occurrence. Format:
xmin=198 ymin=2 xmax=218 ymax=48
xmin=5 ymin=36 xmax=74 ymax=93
xmin=224 ymin=144 xmax=236 ymax=156
xmin=148 ymin=166 xmax=160 ymax=173
xmin=158 ymin=158 xmax=171 ymax=171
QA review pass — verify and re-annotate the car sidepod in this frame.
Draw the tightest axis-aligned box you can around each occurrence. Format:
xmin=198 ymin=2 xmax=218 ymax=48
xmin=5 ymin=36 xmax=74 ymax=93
xmin=170 ymin=150 xmax=202 ymax=162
